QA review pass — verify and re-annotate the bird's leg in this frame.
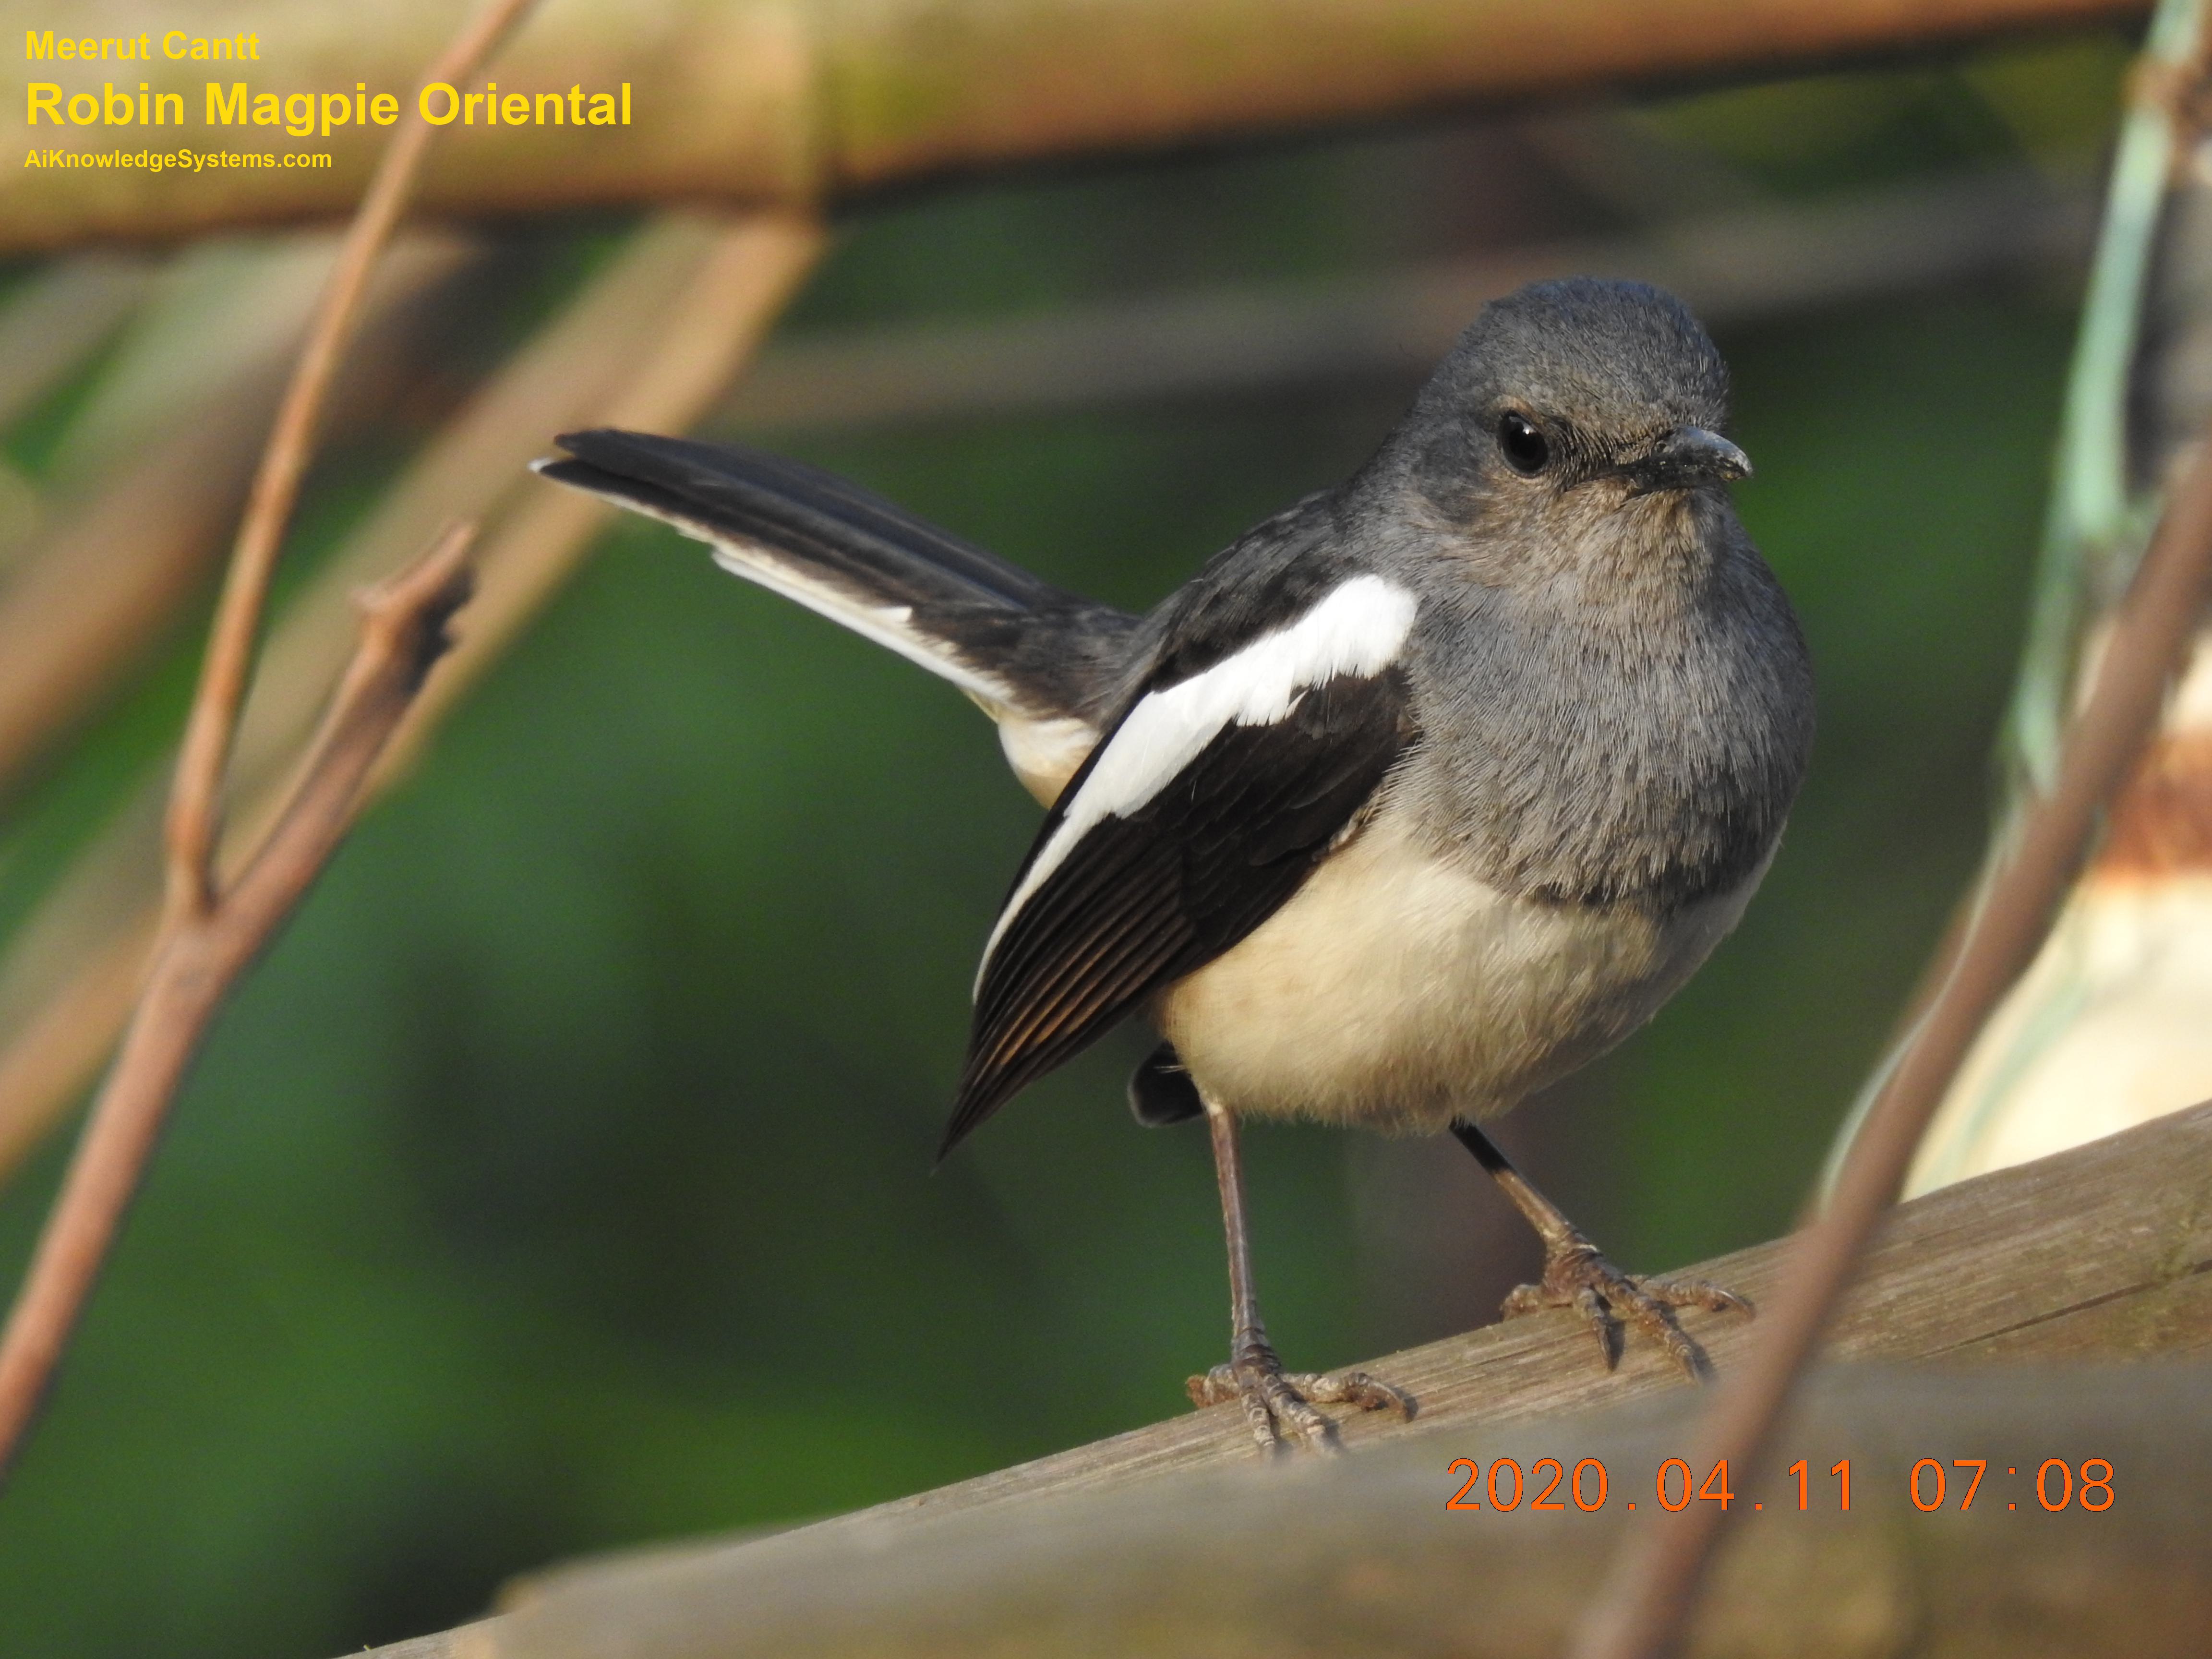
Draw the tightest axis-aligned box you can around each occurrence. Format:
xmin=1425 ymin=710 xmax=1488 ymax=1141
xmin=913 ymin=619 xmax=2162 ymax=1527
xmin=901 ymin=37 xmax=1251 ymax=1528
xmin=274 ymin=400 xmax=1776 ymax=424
xmin=1450 ymin=1121 xmax=1750 ymax=1381
xmin=1186 ymin=1093 xmax=1410 ymax=1452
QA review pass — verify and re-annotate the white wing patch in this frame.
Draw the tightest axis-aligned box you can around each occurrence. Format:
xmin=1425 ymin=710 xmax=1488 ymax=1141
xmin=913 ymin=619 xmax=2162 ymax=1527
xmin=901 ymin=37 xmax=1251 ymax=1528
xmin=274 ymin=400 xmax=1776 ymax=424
xmin=978 ymin=574 xmax=1418 ymax=983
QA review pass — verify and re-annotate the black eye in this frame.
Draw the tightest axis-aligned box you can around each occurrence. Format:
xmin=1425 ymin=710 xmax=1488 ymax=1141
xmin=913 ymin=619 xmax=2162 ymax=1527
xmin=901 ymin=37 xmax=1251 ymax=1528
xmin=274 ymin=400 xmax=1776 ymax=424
xmin=1497 ymin=412 xmax=1550 ymax=475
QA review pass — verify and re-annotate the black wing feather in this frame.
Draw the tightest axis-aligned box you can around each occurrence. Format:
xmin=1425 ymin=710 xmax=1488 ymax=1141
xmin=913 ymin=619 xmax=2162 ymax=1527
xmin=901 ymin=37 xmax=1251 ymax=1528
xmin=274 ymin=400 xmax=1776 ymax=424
xmin=941 ymin=667 xmax=1411 ymax=1156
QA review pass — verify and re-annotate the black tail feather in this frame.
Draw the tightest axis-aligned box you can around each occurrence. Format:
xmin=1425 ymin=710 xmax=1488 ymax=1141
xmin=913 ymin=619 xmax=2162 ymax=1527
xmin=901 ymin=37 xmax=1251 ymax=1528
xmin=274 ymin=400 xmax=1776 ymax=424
xmin=536 ymin=428 xmax=1139 ymax=722
xmin=544 ymin=428 xmax=1059 ymax=613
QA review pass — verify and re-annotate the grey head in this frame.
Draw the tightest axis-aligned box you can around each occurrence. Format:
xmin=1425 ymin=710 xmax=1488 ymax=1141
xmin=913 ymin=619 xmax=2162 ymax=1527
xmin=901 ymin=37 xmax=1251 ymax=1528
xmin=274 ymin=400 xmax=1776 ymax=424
xmin=1361 ymin=278 xmax=1754 ymax=589
xmin=1344 ymin=278 xmax=1815 ymax=911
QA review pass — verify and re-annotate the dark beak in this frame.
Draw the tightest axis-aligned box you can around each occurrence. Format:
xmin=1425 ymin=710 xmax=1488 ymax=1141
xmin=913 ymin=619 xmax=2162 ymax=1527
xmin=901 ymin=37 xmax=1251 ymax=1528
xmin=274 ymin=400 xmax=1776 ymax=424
xmin=1641 ymin=426 xmax=1751 ymax=487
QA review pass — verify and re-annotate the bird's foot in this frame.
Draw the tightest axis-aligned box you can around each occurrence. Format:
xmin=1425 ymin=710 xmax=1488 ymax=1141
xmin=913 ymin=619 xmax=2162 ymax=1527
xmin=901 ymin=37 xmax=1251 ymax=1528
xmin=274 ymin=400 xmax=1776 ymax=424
xmin=1186 ymin=1339 xmax=1412 ymax=1454
xmin=1501 ymin=1233 xmax=1751 ymax=1381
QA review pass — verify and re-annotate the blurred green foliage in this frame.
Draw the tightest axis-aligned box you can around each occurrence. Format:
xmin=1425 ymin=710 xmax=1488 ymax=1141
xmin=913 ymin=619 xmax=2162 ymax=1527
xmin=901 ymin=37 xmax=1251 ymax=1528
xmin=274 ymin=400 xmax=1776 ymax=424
xmin=0 ymin=35 xmax=2126 ymax=1659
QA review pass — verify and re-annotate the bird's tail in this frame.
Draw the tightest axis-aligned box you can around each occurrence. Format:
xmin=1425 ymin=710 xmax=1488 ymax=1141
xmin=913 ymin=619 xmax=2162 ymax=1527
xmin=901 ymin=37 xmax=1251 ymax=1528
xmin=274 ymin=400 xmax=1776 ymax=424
xmin=535 ymin=429 xmax=1136 ymax=800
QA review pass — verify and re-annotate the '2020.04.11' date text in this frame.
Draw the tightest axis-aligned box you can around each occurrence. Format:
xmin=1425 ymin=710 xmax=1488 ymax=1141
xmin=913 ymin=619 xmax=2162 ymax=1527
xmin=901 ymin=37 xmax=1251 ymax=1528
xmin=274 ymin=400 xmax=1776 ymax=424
xmin=1443 ymin=1456 xmax=2114 ymax=1514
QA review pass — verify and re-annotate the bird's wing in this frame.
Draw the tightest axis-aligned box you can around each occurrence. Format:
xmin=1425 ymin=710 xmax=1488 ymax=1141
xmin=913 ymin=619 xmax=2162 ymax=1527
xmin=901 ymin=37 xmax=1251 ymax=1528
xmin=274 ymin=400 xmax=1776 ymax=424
xmin=943 ymin=573 xmax=1420 ymax=1154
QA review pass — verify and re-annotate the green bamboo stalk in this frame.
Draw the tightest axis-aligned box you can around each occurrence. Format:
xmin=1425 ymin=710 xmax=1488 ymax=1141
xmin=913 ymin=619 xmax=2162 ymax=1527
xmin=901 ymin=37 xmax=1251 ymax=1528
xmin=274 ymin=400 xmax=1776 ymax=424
xmin=1824 ymin=0 xmax=2208 ymax=1199
xmin=2006 ymin=0 xmax=2202 ymax=794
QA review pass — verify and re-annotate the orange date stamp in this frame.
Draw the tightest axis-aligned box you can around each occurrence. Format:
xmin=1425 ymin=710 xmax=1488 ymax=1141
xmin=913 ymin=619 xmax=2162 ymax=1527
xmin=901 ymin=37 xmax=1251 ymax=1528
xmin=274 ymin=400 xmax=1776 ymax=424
xmin=1443 ymin=1456 xmax=2114 ymax=1513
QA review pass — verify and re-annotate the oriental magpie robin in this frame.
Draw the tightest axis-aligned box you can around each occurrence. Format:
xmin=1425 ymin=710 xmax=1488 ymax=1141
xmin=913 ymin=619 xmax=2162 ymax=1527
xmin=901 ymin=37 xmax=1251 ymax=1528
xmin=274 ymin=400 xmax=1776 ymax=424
xmin=533 ymin=277 xmax=1815 ymax=1452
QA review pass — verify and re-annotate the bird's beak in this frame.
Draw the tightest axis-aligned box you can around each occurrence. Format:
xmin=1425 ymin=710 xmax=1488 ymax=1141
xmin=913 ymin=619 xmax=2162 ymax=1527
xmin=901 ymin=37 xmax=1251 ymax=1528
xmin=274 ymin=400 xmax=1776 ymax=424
xmin=1648 ymin=426 xmax=1752 ymax=485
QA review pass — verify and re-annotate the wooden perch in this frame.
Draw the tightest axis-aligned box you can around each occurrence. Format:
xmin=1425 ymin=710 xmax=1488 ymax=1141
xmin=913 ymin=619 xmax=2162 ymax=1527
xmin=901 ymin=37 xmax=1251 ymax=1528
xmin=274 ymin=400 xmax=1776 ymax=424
xmin=355 ymin=1098 xmax=2212 ymax=1659
xmin=0 ymin=0 xmax=2152 ymax=254
xmin=466 ymin=1365 xmax=2212 ymax=1659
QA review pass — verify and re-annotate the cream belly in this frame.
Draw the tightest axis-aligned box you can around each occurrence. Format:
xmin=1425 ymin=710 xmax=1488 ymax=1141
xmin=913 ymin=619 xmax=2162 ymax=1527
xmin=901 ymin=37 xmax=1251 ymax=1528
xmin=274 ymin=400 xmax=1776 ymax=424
xmin=1156 ymin=813 xmax=1766 ymax=1133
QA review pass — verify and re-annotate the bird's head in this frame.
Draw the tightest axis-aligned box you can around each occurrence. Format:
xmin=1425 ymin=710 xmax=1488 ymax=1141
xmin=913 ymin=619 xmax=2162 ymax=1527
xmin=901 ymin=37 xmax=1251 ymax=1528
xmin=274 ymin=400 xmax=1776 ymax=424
xmin=1380 ymin=278 xmax=1750 ymax=577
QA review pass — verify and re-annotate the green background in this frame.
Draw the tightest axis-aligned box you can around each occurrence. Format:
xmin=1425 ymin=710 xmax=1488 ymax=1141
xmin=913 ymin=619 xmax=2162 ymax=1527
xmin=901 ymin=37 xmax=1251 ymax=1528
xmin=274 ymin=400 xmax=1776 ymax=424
xmin=0 ymin=30 xmax=2129 ymax=1658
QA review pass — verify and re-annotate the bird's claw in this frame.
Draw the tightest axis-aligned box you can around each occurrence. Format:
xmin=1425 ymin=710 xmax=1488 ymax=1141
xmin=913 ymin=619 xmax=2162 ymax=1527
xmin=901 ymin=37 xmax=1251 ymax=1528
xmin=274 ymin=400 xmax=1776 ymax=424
xmin=1501 ymin=1234 xmax=1751 ymax=1382
xmin=1187 ymin=1344 xmax=1412 ymax=1453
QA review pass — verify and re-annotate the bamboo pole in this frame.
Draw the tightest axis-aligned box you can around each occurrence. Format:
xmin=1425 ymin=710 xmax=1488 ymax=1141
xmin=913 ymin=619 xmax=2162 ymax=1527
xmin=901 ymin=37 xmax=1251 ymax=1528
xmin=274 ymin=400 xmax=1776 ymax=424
xmin=475 ymin=1365 xmax=2212 ymax=1659
xmin=349 ymin=1099 xmax=2212 ymax=1659
xmin=1815 ymin=0 xmax=2212 ymax=1200
xmin=0 ymin=0 xmax=2151 ymax=255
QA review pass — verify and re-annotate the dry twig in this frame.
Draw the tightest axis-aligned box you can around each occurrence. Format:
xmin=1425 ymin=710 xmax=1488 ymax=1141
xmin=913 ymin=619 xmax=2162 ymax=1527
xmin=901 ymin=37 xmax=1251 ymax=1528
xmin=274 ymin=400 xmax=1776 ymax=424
xmin=0 ymin=530 xmax=475 ymax=1479
xmin=164 ymin=0 xmax=538 ymax=920
xmin=0 ymin=209 xmax=819 ymax=1191
xmin=0 ymin=234 xmax=472 ymax=800
xmin=1570 ymin=430 xmax=2212 ymax=1656
xmin=0 ymin=0 xmax=540 ymax=1483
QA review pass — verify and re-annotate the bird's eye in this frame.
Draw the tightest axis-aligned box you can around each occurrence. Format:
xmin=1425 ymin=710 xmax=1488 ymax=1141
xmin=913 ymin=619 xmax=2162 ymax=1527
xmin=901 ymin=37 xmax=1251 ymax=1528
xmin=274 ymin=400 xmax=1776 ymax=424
xmin=1497 ymin=412 xmax=1550 ymax=475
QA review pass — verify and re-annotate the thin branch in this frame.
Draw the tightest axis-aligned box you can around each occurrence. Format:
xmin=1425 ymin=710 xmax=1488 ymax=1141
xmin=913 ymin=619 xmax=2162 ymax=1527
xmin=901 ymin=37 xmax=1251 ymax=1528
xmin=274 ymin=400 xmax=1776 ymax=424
xmin=0 ymin=234 xmax=472 ymax=803
xmin=0 ymin=210 xmax=819 ymax=1195
xmin=1569 ymin=423 xmax=2212 ymax=1658
xmin=0 ymin=524 xmax=475 ymax=1485
xmin=0 ymin=920 xmax=156 ymax=1183
xmin=162 ymin=0 xmax=538 ymax=921
xmin=0 ymin=0 xmax=539 ymax=1487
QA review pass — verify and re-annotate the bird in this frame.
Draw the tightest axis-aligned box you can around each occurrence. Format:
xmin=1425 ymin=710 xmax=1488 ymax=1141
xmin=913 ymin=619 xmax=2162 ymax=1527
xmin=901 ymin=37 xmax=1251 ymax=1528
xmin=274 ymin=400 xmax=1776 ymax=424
xmin=532 ymin=276 xmax=1816 ymax=1453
